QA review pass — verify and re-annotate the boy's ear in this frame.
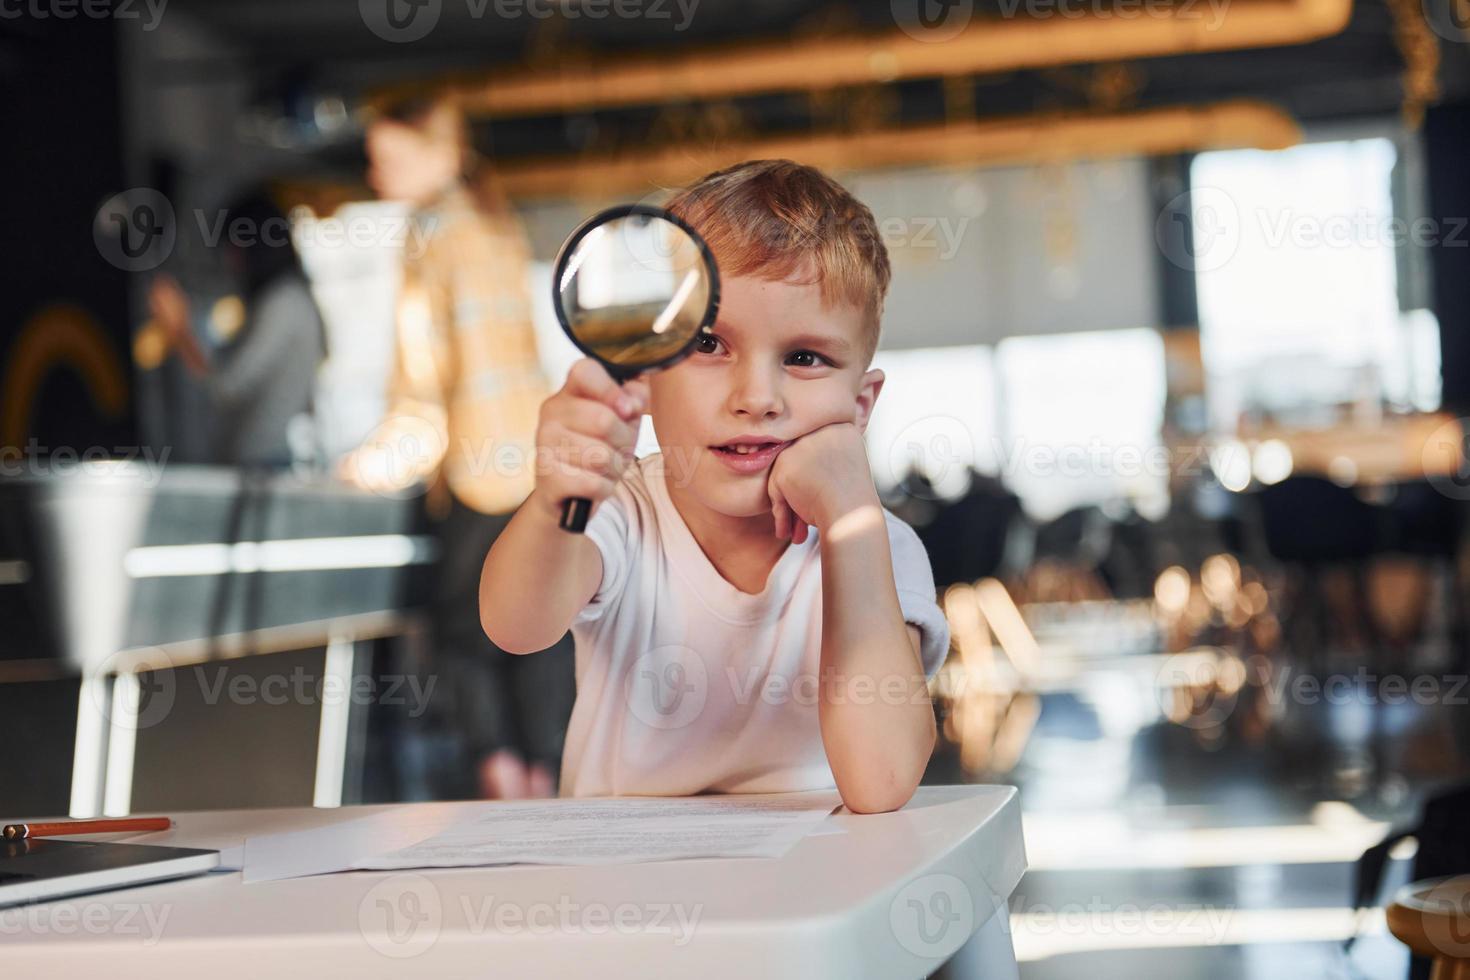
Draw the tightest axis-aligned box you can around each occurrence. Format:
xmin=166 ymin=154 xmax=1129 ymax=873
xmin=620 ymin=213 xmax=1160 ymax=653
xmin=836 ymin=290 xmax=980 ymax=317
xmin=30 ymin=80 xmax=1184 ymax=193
xmin=853 ymin=368 xmax=885 ymax=433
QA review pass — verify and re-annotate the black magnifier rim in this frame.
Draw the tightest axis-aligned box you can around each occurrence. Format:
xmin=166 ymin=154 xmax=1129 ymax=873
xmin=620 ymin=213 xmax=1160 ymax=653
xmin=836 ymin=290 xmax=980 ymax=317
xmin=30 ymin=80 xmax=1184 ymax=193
xmin=550 ymin=202 xmax=722 ymax=380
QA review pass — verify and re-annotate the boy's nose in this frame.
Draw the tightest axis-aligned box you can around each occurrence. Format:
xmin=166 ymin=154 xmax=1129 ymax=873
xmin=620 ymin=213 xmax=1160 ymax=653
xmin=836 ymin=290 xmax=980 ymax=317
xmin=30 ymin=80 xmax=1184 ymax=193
xmin=728 ymin=371 xmax=783 ymax=419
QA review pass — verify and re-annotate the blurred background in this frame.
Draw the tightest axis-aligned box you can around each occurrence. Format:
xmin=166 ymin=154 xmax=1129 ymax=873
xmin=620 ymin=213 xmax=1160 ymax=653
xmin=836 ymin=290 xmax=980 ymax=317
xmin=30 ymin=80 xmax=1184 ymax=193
xmin=3 ymin=0 xmax=1470 ymax=975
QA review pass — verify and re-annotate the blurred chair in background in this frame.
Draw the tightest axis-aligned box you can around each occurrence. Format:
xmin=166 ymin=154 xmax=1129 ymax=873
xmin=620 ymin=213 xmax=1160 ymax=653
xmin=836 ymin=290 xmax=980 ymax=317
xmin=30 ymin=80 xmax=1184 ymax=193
xmin=936 ymin=578 xmax=1043 ymax=778
xmin=1250 ymin=476 xmax=1386 ymax=676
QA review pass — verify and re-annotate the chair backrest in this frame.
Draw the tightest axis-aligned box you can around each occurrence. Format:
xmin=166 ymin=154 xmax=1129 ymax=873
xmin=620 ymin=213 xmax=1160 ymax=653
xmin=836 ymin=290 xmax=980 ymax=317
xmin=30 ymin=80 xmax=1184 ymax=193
xmin=1252 ymin=476 xmax=1383 ymax=563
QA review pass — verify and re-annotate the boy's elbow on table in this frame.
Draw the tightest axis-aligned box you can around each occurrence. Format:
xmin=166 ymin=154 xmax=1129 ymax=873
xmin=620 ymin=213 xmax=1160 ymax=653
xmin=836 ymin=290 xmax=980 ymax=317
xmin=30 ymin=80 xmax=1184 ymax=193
xmin=842 ymin=781 xmax=920 ymax=815
xmin=837 ymin=728 xmax=936 ymax=814
xmin=480 ymin=609 xmax=554 ymax=655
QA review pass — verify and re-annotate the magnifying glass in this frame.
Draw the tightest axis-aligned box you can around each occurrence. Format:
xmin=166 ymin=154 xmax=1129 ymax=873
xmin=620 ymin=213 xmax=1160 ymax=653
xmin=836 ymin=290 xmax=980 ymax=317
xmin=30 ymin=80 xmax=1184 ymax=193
xmin=551 ymin=203 xmax=721 ymax=533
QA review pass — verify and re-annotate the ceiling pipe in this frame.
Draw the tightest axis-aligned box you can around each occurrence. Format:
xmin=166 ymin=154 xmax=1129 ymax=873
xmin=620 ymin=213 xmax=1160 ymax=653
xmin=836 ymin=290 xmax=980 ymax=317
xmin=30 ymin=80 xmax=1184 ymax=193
xmin=402 ymin=0 xmax=1352 ymax=119
xmin=490 ymin=99 xmax=1301 ymax=199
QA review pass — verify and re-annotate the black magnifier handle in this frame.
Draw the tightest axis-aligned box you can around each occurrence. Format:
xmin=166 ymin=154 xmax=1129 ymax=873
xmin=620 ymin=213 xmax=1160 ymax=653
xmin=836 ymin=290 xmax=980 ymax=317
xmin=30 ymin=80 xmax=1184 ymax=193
xmin=559 ymin=374 xmax=628 ymax=533
xmin=560 ymin=497 xmax=592 ymax=533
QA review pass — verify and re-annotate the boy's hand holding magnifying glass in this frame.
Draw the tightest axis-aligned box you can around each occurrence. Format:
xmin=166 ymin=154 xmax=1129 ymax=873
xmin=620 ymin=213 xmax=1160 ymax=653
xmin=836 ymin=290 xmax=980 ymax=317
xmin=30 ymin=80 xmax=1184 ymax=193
xmin=529 ymin=359 xmax=649 ymax=524
xmin=546 ymin=204 xmax=721 ymax=532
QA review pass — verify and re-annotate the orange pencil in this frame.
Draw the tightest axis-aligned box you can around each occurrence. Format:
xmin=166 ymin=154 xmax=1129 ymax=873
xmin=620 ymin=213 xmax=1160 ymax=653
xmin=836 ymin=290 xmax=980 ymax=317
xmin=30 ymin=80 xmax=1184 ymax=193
xmin=2 ymin=817 xmax=174 ymax=840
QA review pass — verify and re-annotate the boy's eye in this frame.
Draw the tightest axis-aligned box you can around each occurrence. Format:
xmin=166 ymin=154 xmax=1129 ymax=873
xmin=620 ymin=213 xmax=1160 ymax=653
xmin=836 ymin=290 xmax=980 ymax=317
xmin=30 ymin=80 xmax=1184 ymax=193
xmin=691 ymin=334 xmax=829 ymax=367
xmin=787 ymin=350 xmax=828 ymax=368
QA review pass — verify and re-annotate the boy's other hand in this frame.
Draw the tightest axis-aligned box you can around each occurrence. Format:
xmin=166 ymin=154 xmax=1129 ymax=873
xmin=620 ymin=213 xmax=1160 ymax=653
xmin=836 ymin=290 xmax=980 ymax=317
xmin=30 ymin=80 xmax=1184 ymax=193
xmin=767 ymin=421 xmax=879 ymax=544
xmin=531 ymin=357 xmax=648 ymax=522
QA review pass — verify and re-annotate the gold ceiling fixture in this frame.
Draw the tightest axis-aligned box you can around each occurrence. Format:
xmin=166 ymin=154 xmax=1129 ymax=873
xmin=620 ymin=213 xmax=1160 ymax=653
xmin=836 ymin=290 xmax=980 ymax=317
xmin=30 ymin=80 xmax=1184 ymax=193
xmin=489 ymin=99 xmax=1302 ymax=200
xmin=377 ymin=0 xmax=1351 ymax=120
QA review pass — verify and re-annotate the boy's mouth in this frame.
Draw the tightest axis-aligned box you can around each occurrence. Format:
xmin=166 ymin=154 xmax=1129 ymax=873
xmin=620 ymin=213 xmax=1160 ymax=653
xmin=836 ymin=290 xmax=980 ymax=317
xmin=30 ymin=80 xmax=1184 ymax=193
xmin=709 ymin=438 xmax=790 ymax=473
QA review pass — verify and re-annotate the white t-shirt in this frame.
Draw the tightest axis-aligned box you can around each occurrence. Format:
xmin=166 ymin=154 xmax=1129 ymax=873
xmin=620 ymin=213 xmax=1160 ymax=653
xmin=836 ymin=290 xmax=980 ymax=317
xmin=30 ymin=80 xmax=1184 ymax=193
xmin=559 ymin=452 xmax=951 ymax=798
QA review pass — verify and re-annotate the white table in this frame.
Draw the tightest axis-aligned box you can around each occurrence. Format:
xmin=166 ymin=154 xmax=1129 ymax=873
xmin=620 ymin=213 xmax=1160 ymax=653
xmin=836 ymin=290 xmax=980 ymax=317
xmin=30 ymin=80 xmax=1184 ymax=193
xmin=2 ymin=785 xmax=1026 ymax=978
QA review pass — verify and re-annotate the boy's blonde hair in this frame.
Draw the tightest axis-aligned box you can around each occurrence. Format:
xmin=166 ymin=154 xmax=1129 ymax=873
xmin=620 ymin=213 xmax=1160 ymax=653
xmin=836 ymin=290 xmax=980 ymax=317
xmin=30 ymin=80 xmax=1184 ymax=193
xmin=664 ymin=160 xmax=891 ymax=366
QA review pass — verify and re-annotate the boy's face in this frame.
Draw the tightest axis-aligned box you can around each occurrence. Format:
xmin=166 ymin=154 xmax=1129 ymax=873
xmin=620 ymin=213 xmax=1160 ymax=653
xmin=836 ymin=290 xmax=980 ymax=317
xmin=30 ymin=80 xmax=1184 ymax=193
xmin=648 ymin=273 xmax=884 ymax=525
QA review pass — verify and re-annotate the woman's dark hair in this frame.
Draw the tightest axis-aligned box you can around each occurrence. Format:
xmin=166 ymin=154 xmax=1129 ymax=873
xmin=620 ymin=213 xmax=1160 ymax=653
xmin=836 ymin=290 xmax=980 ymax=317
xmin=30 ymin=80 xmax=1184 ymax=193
xmin=220 ymin=186 xmax=328 ymax=358
xmin=222 ymin=188 xmax=304 ymax=303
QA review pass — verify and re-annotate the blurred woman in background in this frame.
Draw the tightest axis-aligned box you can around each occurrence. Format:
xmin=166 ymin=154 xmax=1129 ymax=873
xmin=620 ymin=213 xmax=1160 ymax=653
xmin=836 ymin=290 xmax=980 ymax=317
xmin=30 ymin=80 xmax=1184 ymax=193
xmin=149 ymin=190 xmax=328 ymax=467
xmin=342 ymin=90 xmax=574 ymax=802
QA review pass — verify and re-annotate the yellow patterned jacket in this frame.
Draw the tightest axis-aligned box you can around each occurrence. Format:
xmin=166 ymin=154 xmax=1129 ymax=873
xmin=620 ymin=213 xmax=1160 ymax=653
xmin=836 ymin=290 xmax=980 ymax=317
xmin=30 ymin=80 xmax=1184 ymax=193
xmin=384 ymin=182 xmax=550 ymax=517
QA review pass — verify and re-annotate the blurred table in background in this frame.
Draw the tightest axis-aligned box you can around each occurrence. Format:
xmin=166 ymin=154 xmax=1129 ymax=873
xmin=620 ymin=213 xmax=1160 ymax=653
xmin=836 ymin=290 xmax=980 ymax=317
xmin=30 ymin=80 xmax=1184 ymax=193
xmin=1238 ymin=411 xmax=1462 ymax=485
xmin=0 ymin=464 xmax=432 ymax=818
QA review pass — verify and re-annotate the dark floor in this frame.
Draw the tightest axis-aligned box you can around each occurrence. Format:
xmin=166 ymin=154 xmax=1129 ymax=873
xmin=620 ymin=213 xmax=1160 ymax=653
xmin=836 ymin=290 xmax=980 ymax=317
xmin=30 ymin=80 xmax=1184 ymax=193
xmin=925 ymin=645 xmax=1470 ymax=979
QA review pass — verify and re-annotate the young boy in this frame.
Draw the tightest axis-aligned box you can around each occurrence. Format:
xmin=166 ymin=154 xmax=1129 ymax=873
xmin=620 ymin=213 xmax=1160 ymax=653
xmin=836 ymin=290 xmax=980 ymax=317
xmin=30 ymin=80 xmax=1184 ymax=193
xmin=480 ymin=160 xmax=950 ymax=813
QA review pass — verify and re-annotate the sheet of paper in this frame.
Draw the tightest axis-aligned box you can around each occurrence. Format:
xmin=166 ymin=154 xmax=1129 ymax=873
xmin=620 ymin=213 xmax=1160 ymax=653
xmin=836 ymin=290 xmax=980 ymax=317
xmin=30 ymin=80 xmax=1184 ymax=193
xmin=354 ymin=791 xmax=844 ymax=870
xmin=243 ymin=804 xmax=480 ymax=883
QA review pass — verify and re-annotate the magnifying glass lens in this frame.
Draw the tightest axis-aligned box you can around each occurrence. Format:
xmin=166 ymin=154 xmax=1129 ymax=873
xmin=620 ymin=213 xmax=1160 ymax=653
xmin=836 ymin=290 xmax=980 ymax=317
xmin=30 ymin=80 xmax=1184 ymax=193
xmin=551 ymin=205 xmax=721 ymax=532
